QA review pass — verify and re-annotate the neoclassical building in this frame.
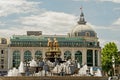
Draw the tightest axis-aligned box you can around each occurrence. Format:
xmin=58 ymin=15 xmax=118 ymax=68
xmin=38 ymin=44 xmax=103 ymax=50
xmin=8 ymin=11 xmax=101 ymax=70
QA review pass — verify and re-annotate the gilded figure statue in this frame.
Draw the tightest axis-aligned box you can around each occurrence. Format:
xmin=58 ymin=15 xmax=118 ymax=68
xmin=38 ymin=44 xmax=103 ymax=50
xmin=47 ymin=38 xmax=53 ymax=49
xmin=53 ymin=38 xmax=59 ymax=49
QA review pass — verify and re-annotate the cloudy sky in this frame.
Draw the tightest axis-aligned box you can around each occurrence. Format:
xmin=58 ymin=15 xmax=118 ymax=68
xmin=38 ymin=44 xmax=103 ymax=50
xmin=0 ymin=0 xmax=120 ymax=50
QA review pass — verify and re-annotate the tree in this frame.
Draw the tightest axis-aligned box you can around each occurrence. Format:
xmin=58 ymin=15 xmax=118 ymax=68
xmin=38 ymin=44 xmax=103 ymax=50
xmin=101 ymin=42 xmax=119 ymax=76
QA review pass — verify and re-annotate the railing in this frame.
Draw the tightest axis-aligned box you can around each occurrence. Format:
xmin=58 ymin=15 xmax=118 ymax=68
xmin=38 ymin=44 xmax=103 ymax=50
xmin=10 ymin=44 xmax=100 ymax=48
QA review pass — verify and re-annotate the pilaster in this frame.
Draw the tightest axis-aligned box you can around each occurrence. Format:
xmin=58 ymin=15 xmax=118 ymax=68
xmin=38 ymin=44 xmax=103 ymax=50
xmin=82 ymin=48 xmax=87 ymax=65
xmin=31 ymin=49 xmax=35 ymax=59
xmin=20 ymin=48 xmax=24 ymax=62
xmin=8 ymin=48 xmax=13 ymax=69
xmin=71 ymin=48 xmax=75 ymax=61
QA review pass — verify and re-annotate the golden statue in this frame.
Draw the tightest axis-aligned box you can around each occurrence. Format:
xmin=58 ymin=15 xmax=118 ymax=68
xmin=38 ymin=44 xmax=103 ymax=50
xmin=47 ymin=38 xmax=53 ymax=49
xmin=46 ymin=38 xmax=61 ymax=62
xmin=53 ymin=38 xmax=59 ymax=49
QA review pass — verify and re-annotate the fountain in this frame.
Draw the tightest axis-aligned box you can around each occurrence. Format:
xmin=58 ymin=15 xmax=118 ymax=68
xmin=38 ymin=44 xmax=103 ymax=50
xmin=45 ymin=38 xmax=62 ymax=62
xmin=4 ymin=38 xmax=107 ymax=80
xmin=7 ymin=38 xmax=91 ymax=77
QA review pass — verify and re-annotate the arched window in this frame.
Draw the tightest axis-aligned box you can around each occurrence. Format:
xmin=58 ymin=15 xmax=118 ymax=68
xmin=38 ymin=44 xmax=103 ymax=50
xmin=75 ymin=51 xmax=82 ymax=65
xmin=35 ymin=51 xmax=42 ymax=59
xmin=24 ymin=50 xmax=32 ymax=61
xmin=74 ymin=32 xmax=77 ymax=37
xmin=1 ymin=38 xmax=7 ymax=44
xmin=13 ymin=51 xmax=20 ymax=68
xmin=64 ymin=51 xmax=71 ymax=60
xmin=87 ymin=50 xmax=93 ymax=66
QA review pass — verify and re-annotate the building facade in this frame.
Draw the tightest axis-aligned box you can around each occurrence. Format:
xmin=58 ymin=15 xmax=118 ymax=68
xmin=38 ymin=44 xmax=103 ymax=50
xmin=7 ymin=11 xmax=101 ymax=70
xmin=0 ymin=38 xmax=8 ymax=75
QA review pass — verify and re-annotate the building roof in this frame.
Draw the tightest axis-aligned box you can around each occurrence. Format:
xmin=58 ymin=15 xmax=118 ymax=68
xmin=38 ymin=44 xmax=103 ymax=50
xmin=11 ymin=35 xmax=84 ymax=42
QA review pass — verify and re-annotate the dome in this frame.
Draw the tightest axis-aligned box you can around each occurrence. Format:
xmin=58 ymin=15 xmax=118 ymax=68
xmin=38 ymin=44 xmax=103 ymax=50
xmin=71 ymin=24 xmax=96 ymax=37
xmin=70 ymin=10 xmax=96 ymax=37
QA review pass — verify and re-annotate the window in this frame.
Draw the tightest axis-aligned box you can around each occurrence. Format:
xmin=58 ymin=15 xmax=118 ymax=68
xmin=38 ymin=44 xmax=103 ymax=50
xmin=1 ymin=50 xmax=4 ymax=54
xmin=86 ymin=32 xmax=90 ymax=36
xmin=1 ymin=38 xmax=7 ymax=44
xmin=89 ymin=42 xmax=93 ymax=46
xmin=95 ymin=50 xmax=98 ymax=66
xmin=75 ymin=51 xmax=82 ymax=65
xmin=35 ymin=51 xmax=42 ymax=60
xmin=24 ymin=50 xmax=32 ymax=61
xmin=1 ymin=65 xmax=4 ymax=69
xmin=13 ymin=51 xmax=20 ymax=68
xmin=1 ymin=59 xmax=4 ymax=64
xmin=87 ymin=50 xmax=93 ymax=66
xmin=64 ymin=51 xmax=71 ymax=60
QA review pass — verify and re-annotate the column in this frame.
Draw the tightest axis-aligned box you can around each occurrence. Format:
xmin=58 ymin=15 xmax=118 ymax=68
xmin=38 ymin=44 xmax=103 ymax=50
xmin=32 ymin=49 xmax=35 ymax=59
xmin=71 ymin=49 xmax=75 ymax=61
xmin=8 ymin=49 xmax=13 ymax=69
xmin=82 ymin=48 xmax=87 ymax=65
xmin=21 ymin=49 xmax=24 ymax=62
xmin=5 ymin=49 xmax=8 ymax=69
xmin=93 ymin=50 xmax=95 ymax=66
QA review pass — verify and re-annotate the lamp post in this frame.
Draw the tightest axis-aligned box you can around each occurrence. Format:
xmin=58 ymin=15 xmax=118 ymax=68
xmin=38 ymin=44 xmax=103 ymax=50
xmin=112 ymin=56 xmax=115 ymax=76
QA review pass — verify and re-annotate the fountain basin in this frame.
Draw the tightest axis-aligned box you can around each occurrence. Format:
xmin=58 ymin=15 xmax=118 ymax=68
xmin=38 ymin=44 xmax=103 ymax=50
xmin=0 ymin=76 xmax=108 ymax=80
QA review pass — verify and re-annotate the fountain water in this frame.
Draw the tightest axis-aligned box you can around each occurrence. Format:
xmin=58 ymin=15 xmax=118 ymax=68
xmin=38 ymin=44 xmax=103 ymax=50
xmin=95 ymin=69 xmax=102 ymax=76
xmin=7 ymin=59 xmax=38 ymax=76
xmin=77 ymin=63 xmax=80 ymax=68
xmin=78 ymin=64 xmax=88 ymax=76
xmin=7 ymin=59 xmax=102 ymax=77
xmin=52 ymin=64 xmax=59 ymax=73
xmin=7 ymin=68 xmax=20 ymax=76
xmin=90 ymin=67 xmax=93 ymax=75
xmin=7 ymin=69 xmax=13 ymax=76
xmin=30 ymin=59 xmax=38 ymax=67
xmin=18 ymin=61 xmax=25 ymax=73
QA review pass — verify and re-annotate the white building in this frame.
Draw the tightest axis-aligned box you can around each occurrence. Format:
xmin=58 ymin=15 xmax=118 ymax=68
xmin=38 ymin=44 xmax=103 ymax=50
xmin=7 ymin=11 xmax=101 ymax=70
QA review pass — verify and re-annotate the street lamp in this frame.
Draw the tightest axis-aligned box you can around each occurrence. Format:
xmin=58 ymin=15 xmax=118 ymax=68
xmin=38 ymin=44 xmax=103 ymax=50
xmin=112 ymin=56 xmax=115 ymax=76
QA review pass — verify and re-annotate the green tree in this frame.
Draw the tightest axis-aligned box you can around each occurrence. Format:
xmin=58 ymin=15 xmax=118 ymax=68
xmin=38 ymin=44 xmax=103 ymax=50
xmin=101 ymin=42 xmax=119 ymax=76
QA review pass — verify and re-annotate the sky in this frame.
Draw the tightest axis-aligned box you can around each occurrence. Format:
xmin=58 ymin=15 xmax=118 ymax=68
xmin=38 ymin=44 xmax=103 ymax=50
xmin=0 ymin=0 xmax=120 ymax=50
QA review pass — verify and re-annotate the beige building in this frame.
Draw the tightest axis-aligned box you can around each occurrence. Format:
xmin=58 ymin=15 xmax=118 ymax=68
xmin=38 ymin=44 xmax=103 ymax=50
xmin=0 ymin=38 xmax=8 ymax=75
xmin=7 ymin=11 xmax=101 ymax=71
